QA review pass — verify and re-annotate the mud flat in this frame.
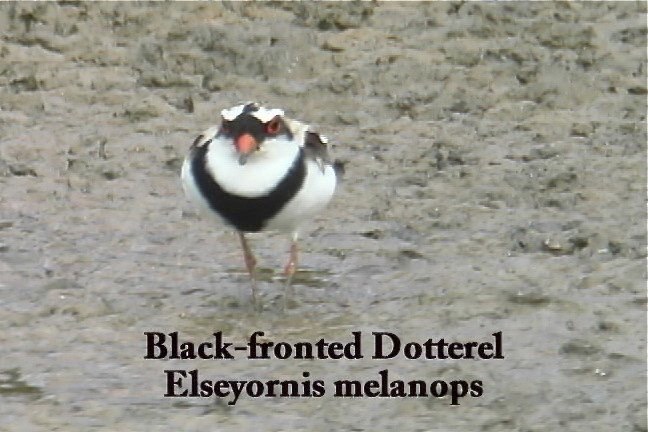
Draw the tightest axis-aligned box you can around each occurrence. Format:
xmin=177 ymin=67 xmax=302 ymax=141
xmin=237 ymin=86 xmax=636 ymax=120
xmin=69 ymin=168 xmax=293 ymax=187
xmin=0 ymin=2 xmax=646 ymax=431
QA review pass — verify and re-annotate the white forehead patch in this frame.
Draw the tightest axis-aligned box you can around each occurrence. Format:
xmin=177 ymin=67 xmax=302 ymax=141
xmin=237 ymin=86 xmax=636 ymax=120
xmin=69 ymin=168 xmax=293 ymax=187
xmin=318 ymin=134 xmax=329 ymax=144
xmin=250 ymin=107 xmax=284 ymax=122
xmin=220 ymin=103 xmax=250 ymax=121
xmin=220 ymin=102 xmax=284 ymax=123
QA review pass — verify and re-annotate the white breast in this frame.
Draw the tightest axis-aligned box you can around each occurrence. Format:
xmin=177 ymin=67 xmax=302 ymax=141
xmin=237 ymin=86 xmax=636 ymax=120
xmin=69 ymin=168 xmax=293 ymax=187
xmin=181 ymin=125 xmax=337 ymax=235
xmin=265 ymin=159 xmax=337 ymax=233
xmin=205 ymin=136 xmax=300 ymax=197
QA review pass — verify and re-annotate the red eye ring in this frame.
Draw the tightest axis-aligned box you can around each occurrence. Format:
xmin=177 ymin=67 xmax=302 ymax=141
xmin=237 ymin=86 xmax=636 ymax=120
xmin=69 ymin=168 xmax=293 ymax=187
xmin=266 ymin=118 xmax=281 ymax=134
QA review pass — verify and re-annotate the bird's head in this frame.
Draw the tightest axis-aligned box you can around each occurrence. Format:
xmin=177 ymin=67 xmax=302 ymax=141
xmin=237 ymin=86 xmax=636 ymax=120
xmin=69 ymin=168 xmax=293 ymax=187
xmin=217 ymin=102 xmax=295 ymax=165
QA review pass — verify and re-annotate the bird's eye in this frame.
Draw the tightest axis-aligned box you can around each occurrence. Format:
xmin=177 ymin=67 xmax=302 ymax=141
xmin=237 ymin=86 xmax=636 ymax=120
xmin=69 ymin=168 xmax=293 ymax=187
xmin=266 ymin=118 xmax=281 ymax=135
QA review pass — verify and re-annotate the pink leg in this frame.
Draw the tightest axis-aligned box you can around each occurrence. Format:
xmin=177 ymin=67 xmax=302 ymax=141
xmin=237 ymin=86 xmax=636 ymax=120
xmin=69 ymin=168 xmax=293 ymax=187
xmin=282 ymin=239 xmax=299 ymax=310
xmin=283 ymin=240 xmax=298 ymax=280
xmin=238 ymin=232 xmax=258 ymax=300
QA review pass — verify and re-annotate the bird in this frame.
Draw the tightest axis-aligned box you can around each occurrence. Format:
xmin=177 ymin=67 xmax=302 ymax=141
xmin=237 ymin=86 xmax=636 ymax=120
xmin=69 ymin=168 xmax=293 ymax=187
xmin=181 ymin=101 xmax=341 ymax=299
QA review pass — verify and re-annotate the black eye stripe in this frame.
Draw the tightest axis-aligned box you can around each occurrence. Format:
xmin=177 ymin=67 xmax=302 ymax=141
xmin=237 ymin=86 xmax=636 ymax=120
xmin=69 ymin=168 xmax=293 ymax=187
xmin=218 ymin=115 xmax=293 ymax=141
xmin=218 ymin=120 xmax=232 ymax=136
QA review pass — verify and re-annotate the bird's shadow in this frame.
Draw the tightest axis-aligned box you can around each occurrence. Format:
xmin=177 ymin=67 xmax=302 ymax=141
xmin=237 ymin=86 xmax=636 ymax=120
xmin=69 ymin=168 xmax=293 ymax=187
xmin=224 ymin=266 xmax=332 ymax=288
xmin=220 ymin=266 xmax=334 ymax=312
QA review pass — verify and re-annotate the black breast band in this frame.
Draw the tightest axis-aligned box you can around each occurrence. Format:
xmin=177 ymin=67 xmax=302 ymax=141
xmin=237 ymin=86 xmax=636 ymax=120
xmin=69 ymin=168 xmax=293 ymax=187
xmin=191 ymin=143 xmax=306 ymax=232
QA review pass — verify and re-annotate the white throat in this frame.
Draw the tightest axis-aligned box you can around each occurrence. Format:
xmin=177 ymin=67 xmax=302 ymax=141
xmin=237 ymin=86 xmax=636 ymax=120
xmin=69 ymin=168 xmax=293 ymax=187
xmin=205 ymin=135 xmax=300 ymax=197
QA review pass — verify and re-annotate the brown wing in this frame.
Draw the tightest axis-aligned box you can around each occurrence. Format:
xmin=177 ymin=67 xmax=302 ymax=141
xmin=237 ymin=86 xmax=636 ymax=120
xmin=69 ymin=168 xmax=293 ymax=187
xmin=190 ymin=126 xmax=220 ymax=149
xmin=304 ymin=131 xmax=345 ymax=178
xmin=303 ymin=131 xmax=331 ymax=173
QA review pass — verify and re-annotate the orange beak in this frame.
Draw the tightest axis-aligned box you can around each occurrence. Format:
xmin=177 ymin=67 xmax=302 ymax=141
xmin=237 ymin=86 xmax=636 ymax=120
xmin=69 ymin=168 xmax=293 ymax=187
xmin=235 ymin=133 xmax=257 ymax=154
xmin=234 ymin=133 xmax=258 ymax=165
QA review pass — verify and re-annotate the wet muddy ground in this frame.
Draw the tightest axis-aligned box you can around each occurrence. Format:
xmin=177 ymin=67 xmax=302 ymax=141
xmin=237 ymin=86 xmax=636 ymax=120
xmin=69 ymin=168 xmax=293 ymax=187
xmin=0 ymin=2 xmax=646 ymax=431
